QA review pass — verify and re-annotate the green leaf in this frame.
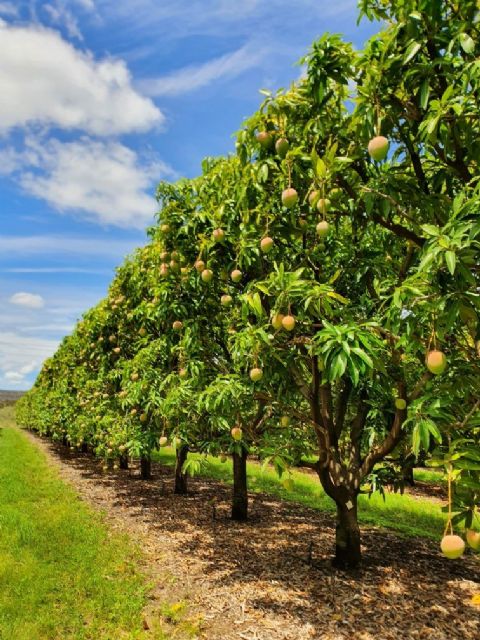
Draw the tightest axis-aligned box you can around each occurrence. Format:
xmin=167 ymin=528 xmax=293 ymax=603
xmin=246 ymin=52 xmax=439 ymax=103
xmin=445 ymin=250 xmax=456 ymax=275
xmin=404 ymin=41 xmax=422 ymax=64
xmin=351 ymin=347 xmax=374 ymax=369
xmin=421 ymin=224 xmax=440 ymax=237
xmin=459 ymin=33 xmax=475 ymax=55
xmin=419 ymin=78 xmax=430 ymax=110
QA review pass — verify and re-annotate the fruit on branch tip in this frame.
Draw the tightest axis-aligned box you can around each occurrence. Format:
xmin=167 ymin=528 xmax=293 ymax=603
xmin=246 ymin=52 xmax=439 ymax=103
xmin=160 ymin=224 xmax=170 ymax=233
xmin=130 ymin=372 xmax=139 ymax=381
xmin=280 ymin=415 xmax=291 ymax=427
xmin=160 ymin=251 xmax=169 ymax=261
xmin=201 ymin=268 xmax=213 ymax=283
xmin=180 ymin=267 xmax=189 ymax=275
xmin=171 ymin=250 xmax=179 ymax=260
xmin=231 ymin=269 xmax=242 ymax=283
xmin=282 ymin=187 xmax=298 ymax=208
xmin=194 ymin=259 xmax=205 ymax=272
xmin=316 ymin=198 xmax=331 ymax=215
xmin=275 ymin=137 xmax=290 ymax=158
xmin=231 ymin=427 xmax=242 ymax=441
xmin=130 ymin=408 xmax=137 ymax=415
xmin=260 ymin=236 xmax=274 ymax=253
xmin=172 ymin=320 xmax=183 ymax=331
xmin=299 ymin=217 xmax=307 ymax=229
xmin=271 ymin=313 xmax=284 ymax=330
xmin=395 ymin=398 xmax=407 ymax=410
xmin=169 ymin=260 xmax=180 ymax=272
xmin=138 ymin=327 xmax=147 ymax=337
xmin=178 ymin=367 xmax=188 ymax=379
xmin=212 ymin=228 xmax=225 ymax=242
xmin=221 ymin=294 xmax=233 ymax=306
xmin=316 ymin=220 xmax=330 ymax=238
xmin=367 ymin=136 xmax=389 ymax=162
xmin=426 ymin=350 xmax=447 ymax=375
xmin=113 ymin=347 xmax=121 ymax=354
xmin=249 ymin=367 xmax=263 ymax=382
xmin=159 ymin=436 xmax=168 ymax=447
xmin=440 ymin=534 xmax=465 ymax=559
xmin=140 ymin=413 xmax=147 ymax=423
xmin=466 ymin=530 xmax=480 ymax=552
xmin=282 ymin=315 xmax=296 ymax=331
xmin=108 ymin=335 xmax=116 ymax=343
xmin=329 ymin=188 xmax=342 ymax=199
xmin=160 ymin=263 xmax=169 ymax=276
xmin=256 ymin=130 xmax=273 ymax=148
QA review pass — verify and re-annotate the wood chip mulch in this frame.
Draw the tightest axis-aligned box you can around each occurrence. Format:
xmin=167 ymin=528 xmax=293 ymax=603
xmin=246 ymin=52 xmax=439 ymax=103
xmin=24 ymin=431 xmax=480 ymax=640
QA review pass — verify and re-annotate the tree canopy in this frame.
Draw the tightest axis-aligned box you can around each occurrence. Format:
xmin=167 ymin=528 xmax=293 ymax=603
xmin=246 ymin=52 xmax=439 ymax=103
xmin=17 ymin=0 xmax=480 ymax=567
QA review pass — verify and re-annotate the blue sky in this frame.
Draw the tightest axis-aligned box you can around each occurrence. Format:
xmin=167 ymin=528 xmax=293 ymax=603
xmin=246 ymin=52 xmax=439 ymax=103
xmin=0 ymin=0 xmax=378 ymax=389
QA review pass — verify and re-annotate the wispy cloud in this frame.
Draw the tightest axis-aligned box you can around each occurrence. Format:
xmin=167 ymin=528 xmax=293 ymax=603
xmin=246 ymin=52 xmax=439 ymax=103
xmin=3 ymin=267 xmax=112 ymax=275
xmin=0 ymin=2 xmax=18 ymax=17
xmin=141 ymin=44 xmax=267 ymax=97
xmin=0 ymin=331 xmax=59 ymax=389
xmin=0 ymin=234 xmax=141 ymax=259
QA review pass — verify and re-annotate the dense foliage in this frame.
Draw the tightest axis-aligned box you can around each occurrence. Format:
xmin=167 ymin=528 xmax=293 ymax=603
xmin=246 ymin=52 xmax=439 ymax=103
xmin=17 ymin=0 xmax=480 ymax=567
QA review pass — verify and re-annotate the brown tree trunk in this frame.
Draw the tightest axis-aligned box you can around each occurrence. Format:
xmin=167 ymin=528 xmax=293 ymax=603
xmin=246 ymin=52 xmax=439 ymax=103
xmin=333 ymin=496 xmax=361 ymax=569
xmin=119 ymin=454 xmax=129 ymax=470
xmin=140 ymin=454 xmax=151 ymax=479
xmin=231 ymin=449 xmax=248 ymax=521
xmin=174 ymin=445 xmax=189 ymax=494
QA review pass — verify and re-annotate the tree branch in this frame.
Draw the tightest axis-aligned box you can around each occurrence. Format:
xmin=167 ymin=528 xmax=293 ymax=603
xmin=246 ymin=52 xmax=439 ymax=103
xmin=360 ymin=380 xmax=407 ymax=477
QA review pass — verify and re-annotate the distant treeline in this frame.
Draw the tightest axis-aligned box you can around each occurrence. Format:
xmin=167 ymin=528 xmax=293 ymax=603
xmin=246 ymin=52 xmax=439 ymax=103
xmin=0 ymin=390 xmax=25 ymax=408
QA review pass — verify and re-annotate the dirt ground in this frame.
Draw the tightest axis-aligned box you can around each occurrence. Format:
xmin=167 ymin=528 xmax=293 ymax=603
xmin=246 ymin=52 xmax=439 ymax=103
xmin=24 ymin=430 xmax=480 ymax=640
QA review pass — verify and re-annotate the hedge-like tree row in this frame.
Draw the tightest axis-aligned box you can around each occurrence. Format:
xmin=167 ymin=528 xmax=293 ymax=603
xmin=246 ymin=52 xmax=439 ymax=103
xmin=17 ymin=0 xmax=480 ymax=567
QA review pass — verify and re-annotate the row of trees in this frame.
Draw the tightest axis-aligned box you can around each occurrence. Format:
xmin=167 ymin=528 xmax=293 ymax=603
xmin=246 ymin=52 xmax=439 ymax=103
xmin=17 ymin=0 xmax=480 ymax=568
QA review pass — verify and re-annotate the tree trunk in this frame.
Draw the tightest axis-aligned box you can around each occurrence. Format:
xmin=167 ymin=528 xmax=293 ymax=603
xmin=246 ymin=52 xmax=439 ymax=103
xmin=119 ymin=454 xmax=129 ymax=470
xmin=231 ymin=449 xmax=248 ymax=521
xmin=333 ymin=496 xmax=361 ymax=569
xmin=140 ymin=454 xmax=151 ymax=479
xmin=402 ymin=463 xmax=415 ymax=486
xmin=174 ymin=445 xmax=189 ymax=494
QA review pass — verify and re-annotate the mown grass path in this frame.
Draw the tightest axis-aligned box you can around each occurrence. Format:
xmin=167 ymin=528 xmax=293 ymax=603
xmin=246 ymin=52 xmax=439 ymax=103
xmin=0 ymin=407 xmax=158 ymax=640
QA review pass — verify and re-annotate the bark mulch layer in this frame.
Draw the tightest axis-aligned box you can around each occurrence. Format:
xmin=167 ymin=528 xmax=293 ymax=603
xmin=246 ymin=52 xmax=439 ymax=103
xmin=25 ymin=431 xmax=479 ymax=640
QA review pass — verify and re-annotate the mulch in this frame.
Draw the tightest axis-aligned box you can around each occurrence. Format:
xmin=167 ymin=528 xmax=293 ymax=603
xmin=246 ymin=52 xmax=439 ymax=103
xmin=24 ymin=430 xmax=480 ymax=640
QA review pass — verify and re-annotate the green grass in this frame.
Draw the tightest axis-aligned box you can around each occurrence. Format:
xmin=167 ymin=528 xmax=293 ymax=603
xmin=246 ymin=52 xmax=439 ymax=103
xmin=154 ymin=447 xmax=446 ymax=540
xmin=0 ymin=406 xmax=164 ymax=640
xmin=414 ymin=467 xmax=446 ymax=485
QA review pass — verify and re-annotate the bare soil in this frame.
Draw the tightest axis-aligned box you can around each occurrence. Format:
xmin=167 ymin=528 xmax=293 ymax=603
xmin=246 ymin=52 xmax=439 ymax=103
xmin=23 ymin=430 xmax=480 ymax=640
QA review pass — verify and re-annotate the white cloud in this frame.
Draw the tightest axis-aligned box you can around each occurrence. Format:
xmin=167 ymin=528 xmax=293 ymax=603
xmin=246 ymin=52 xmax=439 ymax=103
xmin=43 ymin=1 xmax=84 ymax=40
xmin=143 ymin=45 xmax=266 ymax=97
xmin=9 ymin=292 xmax=45 ymax=309
xmin=0 ymin=21 xmax=162 ymax=135
xmin=12 ymin=136 xmax=168 ymax=227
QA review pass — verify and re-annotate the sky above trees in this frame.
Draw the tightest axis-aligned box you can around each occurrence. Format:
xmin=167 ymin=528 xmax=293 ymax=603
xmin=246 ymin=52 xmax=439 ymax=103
xmin=0 ymin=0 xmax=377 ymax=389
